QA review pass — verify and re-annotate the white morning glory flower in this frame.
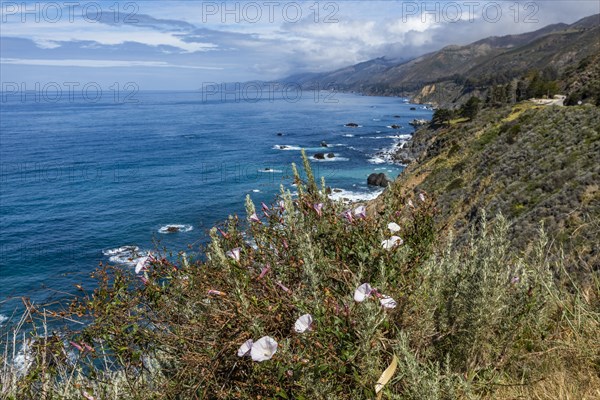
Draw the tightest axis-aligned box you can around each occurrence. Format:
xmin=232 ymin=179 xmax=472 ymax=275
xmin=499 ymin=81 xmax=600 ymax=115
xmin=354 ymin=205 xmax=367 ymax=219
xmin=354 ymin=283 xmax=373 ymax=302
xmin=388 ymin=222 xmax=401 ymax=233
xmin=226 ymin=247 xmax=241 ymax=262
xmin=381 ymin=236 xmax=403 ymax=251
xmin=134 ymin=253 xmax=152 ymax=274
xmin=237 ymin=339 xmax=253 ymax=357
xmin=380 ymin=295 xmax=398 ymax=309
xmin=251 ymin=336 xmax=278 ymax=362
xmin=294 ymin=314 xmax=313 ymax=333
xmin=313 ymin=203 xmax=323 ymax=217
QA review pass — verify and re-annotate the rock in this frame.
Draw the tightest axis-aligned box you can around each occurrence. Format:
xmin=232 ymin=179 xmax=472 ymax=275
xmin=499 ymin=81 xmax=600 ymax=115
xmin=166 ymin=226 xmax=180 ymax=233
xmin=278 ymin=145 xmax=289 ymax=150
xmin=333 ymin=188 xmax=343 ymax=193
xmin=410 ymin=107 xmax=416 ymax=110
xmin=367 ymin=173 xmax=391 ymax=187
xmin=313 ymin=153 xmax=326 ymax=160
xmin=277 ymin=132 xmax=284 ymax=136
xmin=390 ymin=124 xmax=400 ymax=129
xmin=320 ymin=141 xmax=328 ymax=147
xmin=394 ymin=115 xmax=401 ymax=118
xmin=325 ymin=187 xmax=332 ymax=194
xmin=345 ymin=122 xmax=359 ymax=127
xmin=327 ymin=153 xmax=335 ymax=158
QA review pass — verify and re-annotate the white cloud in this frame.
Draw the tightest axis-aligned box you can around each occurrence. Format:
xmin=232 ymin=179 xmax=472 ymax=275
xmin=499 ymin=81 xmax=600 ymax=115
xmin=0 ymin=58 xmax=223 ymax=69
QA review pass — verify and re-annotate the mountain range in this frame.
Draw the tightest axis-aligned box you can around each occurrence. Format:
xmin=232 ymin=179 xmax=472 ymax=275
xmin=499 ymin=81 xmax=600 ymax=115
xmin=282 ymin=14 xmax=600 ymax=106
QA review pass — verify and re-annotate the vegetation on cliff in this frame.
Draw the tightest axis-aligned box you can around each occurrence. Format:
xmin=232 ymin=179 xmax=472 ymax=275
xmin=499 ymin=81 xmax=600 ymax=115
xmin=1 ymin=149 xmax=599 ymax=399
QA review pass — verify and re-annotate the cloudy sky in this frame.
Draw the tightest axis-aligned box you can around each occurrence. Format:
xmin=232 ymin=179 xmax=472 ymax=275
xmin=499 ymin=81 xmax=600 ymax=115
xmin=1 ymin=0 xmax=598 ymax=89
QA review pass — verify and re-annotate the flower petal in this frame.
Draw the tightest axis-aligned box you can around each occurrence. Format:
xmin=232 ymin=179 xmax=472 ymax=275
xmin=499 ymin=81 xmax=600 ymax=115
xmin=353 ymin=205 xmax=366 ymax=219
xmin=226 ymin=248 xmax=241 ymax=262
xmin=237 ymin=339 xmax=253 ymax=357
xmin=313 ymin=203 xmax=324 ymax=217
xmin=380 ymin=295 xmax=397 ymax=309
xmin=381 ymin=236 xmax=403 ymax=251
xmin=294 ymin=314 xmax=313 ymax=333
xmin=251 ymin=336 xmax=278 ymax=362
xmin=354 ymin=283 xmax=373 ymax=302
xmin=134 ymin=254 xmax=151 ymax=274
xmin=387 ymin=222 xmax=401 ymax=233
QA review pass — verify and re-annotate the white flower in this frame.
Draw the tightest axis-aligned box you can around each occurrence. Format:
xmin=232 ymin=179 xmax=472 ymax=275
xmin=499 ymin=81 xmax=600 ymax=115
xmin=380 ymin=295 xmax=398 ymax=309
xmin=354 ymin=283 xmax=373 ymax=302
xmin=226 ymin=247 xmax=241 ymax=262
xmin=134 ymin=254 xmax=151 ymax=274
xmin=419 ymin=193 xmax=426 ymax=202
xmin=381 ymin=236 xmax=403 ymax=251
xmin=237 ymin=339 xmax=253 ymax=357
xmin=251 ymin=336 xmax=278 ymax=362
xmin=354 ymin=205 xmax=367 ymax=219
xmin=294 ymin=314 xmax=313 ymax=333
xmin=387 ymin=222 xmax=401 ymax=233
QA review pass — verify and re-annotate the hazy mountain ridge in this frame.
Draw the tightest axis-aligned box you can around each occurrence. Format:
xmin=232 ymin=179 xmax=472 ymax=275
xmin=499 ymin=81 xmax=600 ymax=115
xmin=283 ymin=14 xmax=600 ymax=104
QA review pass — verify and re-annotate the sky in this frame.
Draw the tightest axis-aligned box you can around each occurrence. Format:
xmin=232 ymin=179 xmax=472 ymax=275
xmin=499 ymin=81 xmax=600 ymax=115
xmin=1 ymin=0 xmax=599 ymax=90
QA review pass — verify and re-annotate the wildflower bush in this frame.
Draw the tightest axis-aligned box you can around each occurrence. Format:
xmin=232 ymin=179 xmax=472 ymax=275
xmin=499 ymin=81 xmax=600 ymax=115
xmin=1 ymin=152 xmax=599 ymax=399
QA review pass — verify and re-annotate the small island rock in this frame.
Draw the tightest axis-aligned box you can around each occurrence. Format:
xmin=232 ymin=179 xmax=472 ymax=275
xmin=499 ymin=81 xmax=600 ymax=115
xmin=367 ymin=173 xmax=391 ymax=187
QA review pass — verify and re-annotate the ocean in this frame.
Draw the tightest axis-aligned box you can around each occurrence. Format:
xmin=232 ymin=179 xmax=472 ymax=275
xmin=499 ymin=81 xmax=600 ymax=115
xmin=0 ymin=90 xmax=432 ymax=321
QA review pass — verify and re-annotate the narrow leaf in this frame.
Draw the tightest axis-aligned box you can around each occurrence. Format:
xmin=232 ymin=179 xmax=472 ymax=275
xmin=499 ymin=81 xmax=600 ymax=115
xmin=375 ymin=355 xmax=398 ymax=399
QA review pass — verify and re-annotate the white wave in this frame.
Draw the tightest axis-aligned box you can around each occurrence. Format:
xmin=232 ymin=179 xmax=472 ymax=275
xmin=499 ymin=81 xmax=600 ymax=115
xmin=0 ymin=314 xmax=7 ymax=326
xmin=368 ymin=156 xmax=387 ymax=164
xmin=158 ymin=224 xmax=193 ymax=234
xmin=258 ymin=168 xmax=283 ymax=173
xmin=389 ymin=134 xmax=412 ymax=140
xmin=103 ymin=246 xmax=139 ymax=256
xmin=104 ymin=246 xmax=149 ymax=266
xmin=342 ymin=134 xmax=355 ymax=137
xmin=272 ymin=145 xmax=301 ymax=151
xmin=311 ymin=154 xmax=349 ymax=162
xmin=329 ymin=188 xmax=384 ymax=203
xmin=14 ymin=339 xmax=34 ymax=374
xmin=372 ymin=118 xmax=381 ymax=121
xmin=252 ymin=189 xmax=261 ymax=193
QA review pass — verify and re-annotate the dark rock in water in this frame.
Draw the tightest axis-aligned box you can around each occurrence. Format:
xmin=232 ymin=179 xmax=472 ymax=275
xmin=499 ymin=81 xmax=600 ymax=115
xmin=277 ymin=132 xmax=284 ymax=136
xmin=367 ymin=173 xmax=391 ymax=187
xmin=166 ymin=226 xmax=180 ymax=233
xmin=410 ymin=107 xmax=416 ymax=110
xmin=327 ymin=153 xmax=335 ymax=158
xmin=313 ymin=153 xmax=326 ymax=160
xmin=320 ymin=141 xmax=328 ymax=147
xmin=345 ymin=123 xmax=359 ymax=127
xmin=394 ymin=115 xmax=401 ymax=118
xmin=279 ymin=145 xmax=289 ymax=150
xmin=333 ymin=188 xmax=343 ymax=193
xmin=390 ymin=124 xmax=401 ymax=129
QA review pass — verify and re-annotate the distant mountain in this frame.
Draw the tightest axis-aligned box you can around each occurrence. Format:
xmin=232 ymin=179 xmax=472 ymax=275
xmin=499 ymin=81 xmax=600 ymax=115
xmin=280 ymin=57 xmax=401 ymax=90
xmin=282 ymin=14 xmax=600 ymax=105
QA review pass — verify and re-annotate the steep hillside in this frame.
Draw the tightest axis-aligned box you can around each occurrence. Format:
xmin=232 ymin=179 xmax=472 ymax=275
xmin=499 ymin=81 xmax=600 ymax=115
xmin=376 ymin=103 xmax=600 ymax=275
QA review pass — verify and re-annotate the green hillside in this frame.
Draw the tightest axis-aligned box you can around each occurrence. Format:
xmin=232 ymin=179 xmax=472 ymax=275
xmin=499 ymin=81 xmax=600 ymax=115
xmin=381 ymin=102 xmax=600 ymax=276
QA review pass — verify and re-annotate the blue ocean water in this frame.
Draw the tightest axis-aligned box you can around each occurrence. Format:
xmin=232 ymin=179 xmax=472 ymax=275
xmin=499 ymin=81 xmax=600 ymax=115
xmin=0 ymin=90 xmax=432 ymax=318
